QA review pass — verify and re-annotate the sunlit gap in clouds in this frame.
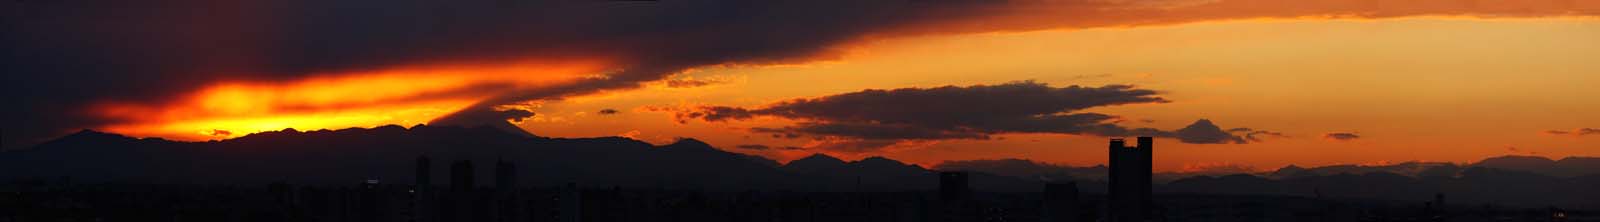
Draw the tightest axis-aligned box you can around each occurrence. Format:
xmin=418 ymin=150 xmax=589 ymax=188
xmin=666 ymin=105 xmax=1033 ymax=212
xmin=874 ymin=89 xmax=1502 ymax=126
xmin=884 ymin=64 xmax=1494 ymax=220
xmin=90 ymin=60 xmax=611 ymax=141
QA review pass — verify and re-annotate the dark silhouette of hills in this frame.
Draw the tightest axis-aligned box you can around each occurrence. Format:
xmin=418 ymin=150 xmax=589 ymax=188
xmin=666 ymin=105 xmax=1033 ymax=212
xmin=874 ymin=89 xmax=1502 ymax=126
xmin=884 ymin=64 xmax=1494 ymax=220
xmin=929 ymin=156 xmax=1600 ymax=208
xmin=3 ymin=126 xmax=1598 ymax=208
xmin=939 ymin=156 xmax=1600 ymax=182
xmin=1470 ymin=155 xmax=1600 ymax=177
xmin=0 ymin=125 xmax=1041 ymax=192
xmin=1161 ymin=166 xmax=1599 ymax=209
xmin=932 ymin=158 xmax=1106 ymax=182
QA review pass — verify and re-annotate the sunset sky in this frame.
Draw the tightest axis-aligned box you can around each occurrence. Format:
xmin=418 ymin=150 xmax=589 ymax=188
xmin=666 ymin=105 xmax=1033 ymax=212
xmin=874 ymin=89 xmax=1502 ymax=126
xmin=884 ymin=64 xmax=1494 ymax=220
xmin=5 ymin=0 xmax=1599 ymax=172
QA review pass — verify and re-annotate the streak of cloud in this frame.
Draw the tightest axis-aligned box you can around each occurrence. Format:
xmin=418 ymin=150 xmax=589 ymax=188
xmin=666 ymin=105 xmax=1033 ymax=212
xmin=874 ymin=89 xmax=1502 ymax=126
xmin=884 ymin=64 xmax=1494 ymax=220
xmin=1323 ymin=132 xmax=1362 ymax=141
xmin=670 ymin=81 xmax=1275 ymax=151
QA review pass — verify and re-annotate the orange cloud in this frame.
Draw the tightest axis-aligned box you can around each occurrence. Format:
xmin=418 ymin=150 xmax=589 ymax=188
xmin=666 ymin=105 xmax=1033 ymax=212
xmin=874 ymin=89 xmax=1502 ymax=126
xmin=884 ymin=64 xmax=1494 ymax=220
xmin=90 ymin=60 xmax=608 ymax=140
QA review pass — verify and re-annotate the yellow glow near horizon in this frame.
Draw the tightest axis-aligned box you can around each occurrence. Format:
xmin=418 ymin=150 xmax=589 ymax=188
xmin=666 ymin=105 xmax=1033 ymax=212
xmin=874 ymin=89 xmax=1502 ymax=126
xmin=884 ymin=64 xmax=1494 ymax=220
xmin=92 ymin=60 xmax=610 ymax=141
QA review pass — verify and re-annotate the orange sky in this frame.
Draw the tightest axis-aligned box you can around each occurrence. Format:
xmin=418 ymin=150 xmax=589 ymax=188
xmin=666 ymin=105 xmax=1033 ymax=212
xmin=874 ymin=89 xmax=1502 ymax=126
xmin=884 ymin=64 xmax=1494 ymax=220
xmin=90 ymin=17 xmax=1600 ymax=171
xmin=518 ymin=17 xmax=1600 ymax=170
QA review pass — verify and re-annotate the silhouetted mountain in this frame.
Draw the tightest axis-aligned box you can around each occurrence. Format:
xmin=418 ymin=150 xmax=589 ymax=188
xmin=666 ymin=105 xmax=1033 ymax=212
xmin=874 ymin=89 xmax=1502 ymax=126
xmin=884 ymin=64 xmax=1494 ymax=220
xmin=1262 ymin=162 xmax=1457 ymax=179
xmin=932 ymin=156 xmax=1600 ymax=208
xmin=4 ymin=127 xmax=1598 ymax=208
xmin=1470 ymin=155 xmax=1600 ymax=177
xmin=1158 ymin=168 xmax=1599 ymax=209
xmin=1165 ymin=174 xmax=1282 ymax=195
xmin=0 ymin=126 xmax=1049 ymax=192
xmin=3 ymin=126 xmax=769 ymax=189
xmin=931 ymin=158 xmax=1105 ymax=182
xmin=1269 ymin=164 xmax=1315 ymax=178
xmin=780 ymin=153 xmax=848 ymax=174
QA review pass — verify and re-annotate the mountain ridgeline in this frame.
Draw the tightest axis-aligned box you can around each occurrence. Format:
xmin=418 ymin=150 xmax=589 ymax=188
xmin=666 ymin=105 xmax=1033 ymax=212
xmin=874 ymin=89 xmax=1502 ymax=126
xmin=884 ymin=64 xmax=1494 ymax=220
xmin=0 ymin=125 xmax=1035 ymax=192
xmin=2 ymin=125 xmax=1597 ymax=208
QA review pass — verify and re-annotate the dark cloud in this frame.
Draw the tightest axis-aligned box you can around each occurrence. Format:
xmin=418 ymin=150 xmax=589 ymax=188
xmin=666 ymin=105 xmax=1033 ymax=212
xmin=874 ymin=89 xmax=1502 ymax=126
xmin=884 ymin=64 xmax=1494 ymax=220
xmin=674 ymin=81 xmax=1274 ymax=150
xmin=7 ymin=0 xmax=1590 ymax=148
xmin=750 ymin=127 xmax=804 ymax=139
xmin=1546 ymin=128 xmax=1600 ymax=136
xmin=733 ymin=144 xmax=805 ymax=151
xmin=429 ymin=107 xmax=536 ymax=137
xmin=435 ymin=108 xmax=534 ymax=125
xmin=1323 ymin=132 xmax=1361 ymax=141
xmin=735 ymin=144 xmax=770 ymax=150
xmin=1242 ymin=130 xmax=1289 ymax=142
xmin=208 ymin=129 xmax=233 ymax=137
xmin=811 ymin=140 xmax=904 ymax=154
xmin=756 ymin=122 xmax=993 ymax=140
xmin=685 ymin=80 xmax=1168 ymax=124
xmin=665 ymin=79 xmax=722 ymax=88
xmin=598 ymin=109 xmax=620 ymax=115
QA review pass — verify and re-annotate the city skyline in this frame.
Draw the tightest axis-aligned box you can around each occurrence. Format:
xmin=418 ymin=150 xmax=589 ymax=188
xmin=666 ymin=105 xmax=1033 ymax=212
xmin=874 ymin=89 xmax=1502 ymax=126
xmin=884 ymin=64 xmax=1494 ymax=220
xmin=6 ymin=126 xmax=1594 ymax=221
xmin=8 ymin=0 xmax=1600 ymax=220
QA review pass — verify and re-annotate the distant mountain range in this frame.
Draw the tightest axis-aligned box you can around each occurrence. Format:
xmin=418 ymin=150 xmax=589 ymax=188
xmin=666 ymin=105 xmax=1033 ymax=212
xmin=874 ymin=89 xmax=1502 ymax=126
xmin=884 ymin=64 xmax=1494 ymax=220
xmin=934 ymin=155 xmax=1600 ymax=182
xmin=2 ymin=125 xmax=1597 ymax=208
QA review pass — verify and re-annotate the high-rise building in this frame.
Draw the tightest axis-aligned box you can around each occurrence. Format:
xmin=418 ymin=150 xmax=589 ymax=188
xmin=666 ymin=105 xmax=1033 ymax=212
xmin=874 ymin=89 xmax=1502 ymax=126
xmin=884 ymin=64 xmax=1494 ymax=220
xmin=1108 ymin=137 xmax=1153 ymax=222
xmin=412 ymin=156 xmax=435 ymax=222
xmin=559 ymin=182 xmax=582 ymax=222
xmin=939 ymin=171 xmax=970 ymax=201
xmin=496 ymin=159 xmax=516 ymax=190
xmin=451 ymin=160 xmax=474 ymax=191
xmin=416 ymin=156 xmax=431 ymax=188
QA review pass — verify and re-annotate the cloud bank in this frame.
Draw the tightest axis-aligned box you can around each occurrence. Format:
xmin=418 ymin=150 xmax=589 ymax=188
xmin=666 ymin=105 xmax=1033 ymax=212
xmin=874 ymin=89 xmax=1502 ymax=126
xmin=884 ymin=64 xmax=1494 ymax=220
xmin=6 ymin=0 xmax=1594 ymax=148
xmin=1323 ymin=132 xmax=1362 ymax=141
xmin=1545 ymin=128 xmax=1600 ymax=136
xmin=670 ymin=81 xmax=1274 ymax=151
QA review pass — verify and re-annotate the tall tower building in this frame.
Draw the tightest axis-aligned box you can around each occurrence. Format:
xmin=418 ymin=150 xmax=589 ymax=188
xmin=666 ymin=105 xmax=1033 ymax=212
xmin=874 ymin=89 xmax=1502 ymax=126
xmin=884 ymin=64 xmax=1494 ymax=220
xmin=451 ymin=160 xmax=474 ymax=191
xmin=1108 ymin=137 xmax=1153 ymax=222
xmin=495 ymin=159 xmax=516 ymax=190
xmin=416 ymin=156 xmax=431 ymax=188
xmin=939 ymin=171 xmax=970 ymax=201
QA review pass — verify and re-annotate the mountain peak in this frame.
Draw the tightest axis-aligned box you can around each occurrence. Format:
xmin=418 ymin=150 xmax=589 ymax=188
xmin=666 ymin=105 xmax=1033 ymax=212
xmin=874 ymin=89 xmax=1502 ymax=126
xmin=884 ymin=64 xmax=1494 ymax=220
xmin=1480 ymin=155 xmax=1555 ymax=162
xmin=55 ymin=129 xmax=133 ymax=142
xmin=661 ymin=138 xmax=716 ymax=151
xmin=1473 ymin=155 xmax=1557 ymax=169
xmin=796 ymin=153 xmax=844 ymax=164
xmin=856 ymin=156 xmax=909 ymax=166
xmin=783 ymin=153 xmax=847 ymax=173
xmin=66 ymin=129 xmax=121 ymax=138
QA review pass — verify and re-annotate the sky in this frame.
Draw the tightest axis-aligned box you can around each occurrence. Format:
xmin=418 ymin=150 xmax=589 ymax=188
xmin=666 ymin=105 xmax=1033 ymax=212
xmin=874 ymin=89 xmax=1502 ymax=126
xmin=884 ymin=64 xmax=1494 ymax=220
xmin=5 ymin=0 xmax=1599 ymax=172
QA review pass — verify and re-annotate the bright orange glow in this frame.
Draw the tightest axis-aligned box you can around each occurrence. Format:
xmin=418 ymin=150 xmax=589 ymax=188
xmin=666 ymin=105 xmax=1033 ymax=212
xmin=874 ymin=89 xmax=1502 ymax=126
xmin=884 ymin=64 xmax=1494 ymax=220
xmin=93 ymin=60 xmax=611 ymax=141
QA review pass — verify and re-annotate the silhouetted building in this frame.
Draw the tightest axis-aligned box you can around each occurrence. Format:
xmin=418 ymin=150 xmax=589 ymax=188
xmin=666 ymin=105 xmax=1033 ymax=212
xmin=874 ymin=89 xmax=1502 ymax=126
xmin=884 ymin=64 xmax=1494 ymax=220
xmin=496 ymin=159 xmax=515 ymax=190
xmin=1434 ymin=193 xmax=1445 ymax=208
xmin=355 ymin=179 xmax=385 ymax=222
xmin=451 ymin=160 xmax=474 ymax=191
xmin=1043 ymin=182 xmax=1081 ymax=222
xmin=559 ymin=182 xmax=582 ymax=222
xmin=939 ymin=171 xmax=970 ymax=201
xmin=1108 ymin=137 xmax=1153 ymax=222
xmin=412 ymin=156 xmax=435 ymax=222
xmin=416 ymin=156 xmax=431 ymax=188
